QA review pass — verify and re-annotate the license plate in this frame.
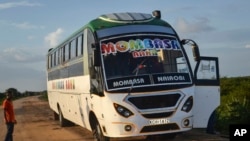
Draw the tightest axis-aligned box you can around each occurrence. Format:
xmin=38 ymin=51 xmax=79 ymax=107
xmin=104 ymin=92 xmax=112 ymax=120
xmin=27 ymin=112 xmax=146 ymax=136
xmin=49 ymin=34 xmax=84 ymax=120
xmin=149 ymin=118 xmax=170 ymax=125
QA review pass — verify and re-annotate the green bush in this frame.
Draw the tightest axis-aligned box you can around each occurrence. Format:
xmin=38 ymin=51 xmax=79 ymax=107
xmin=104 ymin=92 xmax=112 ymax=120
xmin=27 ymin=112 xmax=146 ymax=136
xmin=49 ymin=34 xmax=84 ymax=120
xmin=216 ymin=76 xmax=250 ymax=135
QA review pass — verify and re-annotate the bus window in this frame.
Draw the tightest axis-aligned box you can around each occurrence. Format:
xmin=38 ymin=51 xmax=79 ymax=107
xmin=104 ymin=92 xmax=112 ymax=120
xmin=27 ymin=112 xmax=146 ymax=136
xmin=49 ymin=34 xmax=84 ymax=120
xmin=55 ymin=51 xmax=58 ymax=66
xmin=48 ymin=54 xmax=51 ymax=69
xmin=64 ymin=44 xmax=69 ymax=61
xmin=101 ymin=35 xmax=189 ymax=80
xmin=51 ymin=53 xmax=54 ymax=67
xmin=196 ymin=60 xmax=217 ymax=80
xmin=62 ymin=46 xmax=65 ymax=62
xmin=57 ymin=49 xmax=61 ymax=65
xmin=77 ymin=35 xmax=83 ymax=56
xmin=176 ymin=57 xmax=188 ymax=73
xmin=104 ymin=53 xmax=130 ymax=78
xmin=70 ymin=39 xmax=76 ymax=59
xmin=60 ymin=47 xmax=63 ymax=64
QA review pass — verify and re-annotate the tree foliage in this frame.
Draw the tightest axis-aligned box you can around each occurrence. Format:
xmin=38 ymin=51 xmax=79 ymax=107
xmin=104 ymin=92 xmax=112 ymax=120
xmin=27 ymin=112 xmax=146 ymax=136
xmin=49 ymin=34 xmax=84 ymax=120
xmin=216 ymin=76 xmax=250 ymax=134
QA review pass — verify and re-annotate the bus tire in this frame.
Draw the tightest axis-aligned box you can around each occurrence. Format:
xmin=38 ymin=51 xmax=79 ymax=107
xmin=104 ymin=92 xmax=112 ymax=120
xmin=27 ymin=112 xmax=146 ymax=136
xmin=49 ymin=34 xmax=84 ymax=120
xmin=53 ymin=111 xmax=59 ymax=120
xmin=93 ymin=120 xmax=109 ymax=141
xmin=59 ymin=107 xmax=68 ymax=127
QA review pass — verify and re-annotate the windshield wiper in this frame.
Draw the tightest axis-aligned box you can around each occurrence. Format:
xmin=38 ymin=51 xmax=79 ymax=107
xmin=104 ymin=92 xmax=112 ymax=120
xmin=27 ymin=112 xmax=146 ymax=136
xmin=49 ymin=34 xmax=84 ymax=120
xmin=128 ymin=58 xmax=147 ymax=95
xmin=132 ymin=58 xmax=147 ymax=75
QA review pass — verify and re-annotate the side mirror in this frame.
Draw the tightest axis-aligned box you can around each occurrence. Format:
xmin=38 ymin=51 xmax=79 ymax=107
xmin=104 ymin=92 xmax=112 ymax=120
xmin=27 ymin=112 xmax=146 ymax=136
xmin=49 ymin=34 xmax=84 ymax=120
xmin=181 ymin=39 xmax=200 ymax=61
xmin=192 ymin=44 xmax=200 ymax=61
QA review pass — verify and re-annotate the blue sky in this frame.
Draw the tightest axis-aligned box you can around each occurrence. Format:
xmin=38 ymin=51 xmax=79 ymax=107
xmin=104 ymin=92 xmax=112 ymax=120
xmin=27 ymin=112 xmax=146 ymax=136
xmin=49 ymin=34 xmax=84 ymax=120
xmin=0 ymin=0 xmax=250 ymax=92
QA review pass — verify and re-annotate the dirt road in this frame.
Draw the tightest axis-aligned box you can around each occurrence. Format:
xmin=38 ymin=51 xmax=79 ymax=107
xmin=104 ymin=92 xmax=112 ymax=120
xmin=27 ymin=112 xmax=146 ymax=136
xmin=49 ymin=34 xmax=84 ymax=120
xmin=0 ymin=96 xmax=229 ymax=141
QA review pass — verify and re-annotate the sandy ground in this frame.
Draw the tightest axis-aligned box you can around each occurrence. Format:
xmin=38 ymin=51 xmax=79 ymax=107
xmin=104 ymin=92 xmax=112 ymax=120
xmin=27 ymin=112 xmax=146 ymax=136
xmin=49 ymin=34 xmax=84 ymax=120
xmin=0 ymin=95 xmax=229 ymax=141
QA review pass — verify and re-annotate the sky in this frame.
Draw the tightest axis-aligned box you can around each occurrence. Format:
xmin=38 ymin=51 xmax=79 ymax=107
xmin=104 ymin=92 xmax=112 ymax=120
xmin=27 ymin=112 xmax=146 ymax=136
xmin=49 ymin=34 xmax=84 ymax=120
xmin=0 ymin=0 xmax=250 ymax=92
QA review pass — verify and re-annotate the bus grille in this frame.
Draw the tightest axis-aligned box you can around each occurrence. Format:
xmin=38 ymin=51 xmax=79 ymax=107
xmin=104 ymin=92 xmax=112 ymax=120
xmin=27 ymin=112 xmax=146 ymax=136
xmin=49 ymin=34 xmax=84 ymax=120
xmin=142 ymin=112 xmax=174 ymax=118
xmin=140 ymin=123 xmax=179 ymax=133
xmin=127 ymin=94 xmax=181 ymax=110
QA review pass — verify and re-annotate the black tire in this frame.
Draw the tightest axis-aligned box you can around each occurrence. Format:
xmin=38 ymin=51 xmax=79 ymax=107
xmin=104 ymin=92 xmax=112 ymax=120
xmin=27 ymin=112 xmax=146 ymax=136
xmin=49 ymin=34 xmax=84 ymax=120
xmin=93 ymin=120 xmax=110 ymax=141
xmin=53 ymin=111 xmax=59 ymax=120
xmin=58 ymin=107 xmax=68 ymax=127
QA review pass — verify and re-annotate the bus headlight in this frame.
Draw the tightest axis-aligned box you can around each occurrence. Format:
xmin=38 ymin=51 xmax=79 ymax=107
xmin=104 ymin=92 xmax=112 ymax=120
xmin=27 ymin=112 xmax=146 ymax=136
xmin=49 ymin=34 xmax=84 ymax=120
xmin=114 ymin=103 xmax=134 ymax=118
xmin=181 ymin=96 xmax=193 ymax=112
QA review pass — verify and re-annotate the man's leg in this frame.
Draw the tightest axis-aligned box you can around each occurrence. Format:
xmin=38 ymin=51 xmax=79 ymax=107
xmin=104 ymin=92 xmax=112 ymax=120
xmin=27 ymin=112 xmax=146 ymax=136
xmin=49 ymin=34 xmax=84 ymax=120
xmin=4 ymin=123 xmax=14 ymax=141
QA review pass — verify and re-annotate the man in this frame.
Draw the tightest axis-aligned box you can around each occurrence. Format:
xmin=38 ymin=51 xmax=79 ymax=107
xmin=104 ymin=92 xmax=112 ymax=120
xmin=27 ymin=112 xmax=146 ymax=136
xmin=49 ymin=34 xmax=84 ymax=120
xmin=3 ymin=90 xmax=17 ymax=141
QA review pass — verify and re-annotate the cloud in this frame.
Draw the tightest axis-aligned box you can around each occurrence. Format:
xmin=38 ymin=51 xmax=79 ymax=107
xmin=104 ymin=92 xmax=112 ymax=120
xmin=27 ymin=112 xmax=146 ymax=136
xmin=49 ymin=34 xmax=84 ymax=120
xmin=175 ymin=17 xmax=214 ymax=34
xmin=11 ymin=22 xmax=44 ymax=29
xmin=0 ymin=1 xmax=42 ymax=10
xmin=245 ymin=44 xmax=250 ymax=48
xmin=44 ymin=28 xmax=64 ymax=48
xmin=0 ymin=48 xmax=44 ymax=63
xmin=1 ymin=48 xmax=27 ymax=62
xmin=27 ymin=35 xmax=35 ymax=40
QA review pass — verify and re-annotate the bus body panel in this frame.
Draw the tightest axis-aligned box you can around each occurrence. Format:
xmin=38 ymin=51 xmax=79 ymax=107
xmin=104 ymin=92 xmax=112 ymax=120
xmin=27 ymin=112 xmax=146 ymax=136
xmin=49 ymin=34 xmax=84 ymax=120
xmin=47 ymin=75 xmax=92 ymax=131
xmin=193 ymin=86 xmax=220 ymax=128
xmin=193 ymin=56 xmax=220 ymax=128
xmin=89 ymin=87 xmax=194 ymax=137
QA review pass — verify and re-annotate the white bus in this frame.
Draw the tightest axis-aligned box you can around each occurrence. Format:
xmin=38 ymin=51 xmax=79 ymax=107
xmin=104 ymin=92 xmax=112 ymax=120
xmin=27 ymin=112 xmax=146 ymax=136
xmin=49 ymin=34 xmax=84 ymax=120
xmin=46 ymin=10 xmax=220 ymax=140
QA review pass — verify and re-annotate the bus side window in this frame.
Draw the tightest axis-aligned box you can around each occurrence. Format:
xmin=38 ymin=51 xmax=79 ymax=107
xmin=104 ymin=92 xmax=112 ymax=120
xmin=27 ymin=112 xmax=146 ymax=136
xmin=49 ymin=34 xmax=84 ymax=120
xmin=65 ymin=44 xmax=69 ymax=61
xmin=62 ymin=46 xmax=65 ymax=62
xmin=51 ymin=53 xmax=54 ymax=67
xmin=77 ymin=34 xmax=83 ymax=56
xmin=70 ymin=39 xmax=76 ymax=59
xmin=57 ymin=49 xmax=61 ymax=65
xmin=60 ymin=47 xmax=63 ymax=64
xmin=48 ymin=54 xmax=52 ymax=69
xmin=55 ymin=51 xmax=57 ymax=66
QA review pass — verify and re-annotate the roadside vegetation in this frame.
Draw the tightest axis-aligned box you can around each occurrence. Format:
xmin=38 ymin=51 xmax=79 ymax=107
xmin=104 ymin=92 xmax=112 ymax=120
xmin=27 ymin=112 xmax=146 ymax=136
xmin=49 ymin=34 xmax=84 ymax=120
xmin=0 ymin=88 xmax=47 ymax=104
xmin=216 ymin=76 xmax=250 ymax=135
xmin=1 ymin=76 xmax=249 ymax=136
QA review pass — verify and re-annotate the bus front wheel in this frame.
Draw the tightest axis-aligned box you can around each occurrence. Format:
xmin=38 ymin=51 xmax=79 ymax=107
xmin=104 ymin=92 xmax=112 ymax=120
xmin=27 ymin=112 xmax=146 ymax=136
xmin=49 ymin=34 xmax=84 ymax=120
xmin=93 ymin=121 xmax=109 ymax=141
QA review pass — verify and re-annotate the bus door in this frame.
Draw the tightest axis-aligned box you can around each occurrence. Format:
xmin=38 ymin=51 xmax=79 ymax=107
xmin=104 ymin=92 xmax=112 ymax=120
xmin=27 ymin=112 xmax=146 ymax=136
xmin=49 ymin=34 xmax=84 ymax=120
xmin=193 ymin=57 xmax=220 ymax=128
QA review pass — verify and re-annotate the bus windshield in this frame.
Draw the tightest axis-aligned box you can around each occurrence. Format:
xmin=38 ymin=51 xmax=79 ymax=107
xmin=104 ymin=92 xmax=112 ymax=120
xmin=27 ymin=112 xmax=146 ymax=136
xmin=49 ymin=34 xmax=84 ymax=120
xmin=100 ymin=34 xmax=192 ymax=91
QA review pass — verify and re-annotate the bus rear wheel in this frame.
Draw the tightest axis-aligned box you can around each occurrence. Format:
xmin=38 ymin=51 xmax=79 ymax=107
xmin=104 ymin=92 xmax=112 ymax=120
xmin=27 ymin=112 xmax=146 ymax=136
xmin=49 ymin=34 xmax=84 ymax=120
xmin=59 ymin=108 xmax=66 ymax=127
xmin=53 ymin=111 xmax=59 ymax=120
xmin=93 ymin=121 xmax=109 ymax=141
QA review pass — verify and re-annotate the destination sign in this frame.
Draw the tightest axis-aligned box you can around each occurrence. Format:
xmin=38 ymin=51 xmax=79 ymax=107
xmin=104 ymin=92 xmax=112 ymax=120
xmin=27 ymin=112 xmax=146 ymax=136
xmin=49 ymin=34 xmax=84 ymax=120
xmin=153 ymin=73 xmax=191 ymax=84
xmin=106 ymin=73 xmax=191 ymax=90
xmin=106 ymin=75 xmax=151 ymax=90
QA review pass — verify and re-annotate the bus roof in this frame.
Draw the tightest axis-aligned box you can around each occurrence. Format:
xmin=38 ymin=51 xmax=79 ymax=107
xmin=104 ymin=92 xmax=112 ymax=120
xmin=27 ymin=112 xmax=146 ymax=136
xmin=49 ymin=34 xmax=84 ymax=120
xmin=87 ymin=12 xmax=172 ymax=31
xmin=48 ymin=11 xmax=173 ymax=53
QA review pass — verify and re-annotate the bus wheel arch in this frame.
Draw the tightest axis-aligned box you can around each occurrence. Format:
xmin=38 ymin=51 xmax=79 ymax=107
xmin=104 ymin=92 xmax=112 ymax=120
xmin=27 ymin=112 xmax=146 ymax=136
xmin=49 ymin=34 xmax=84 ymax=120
xmin=52 ymin=103 xmax=60 ymax=121
xmin=57 ymin=104 xmax=72 ymax=127
xmin=89 ymin=111 xmax=110 ymax=141
xmin=89 ymin=111 xmax=97 ymax=130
